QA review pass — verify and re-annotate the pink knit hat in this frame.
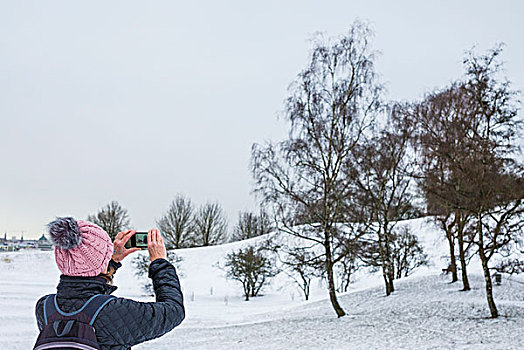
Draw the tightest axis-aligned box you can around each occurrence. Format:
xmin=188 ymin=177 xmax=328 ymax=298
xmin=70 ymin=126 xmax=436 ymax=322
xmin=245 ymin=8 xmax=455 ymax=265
xmin=48 ymin=217 xmax=114 ymax=277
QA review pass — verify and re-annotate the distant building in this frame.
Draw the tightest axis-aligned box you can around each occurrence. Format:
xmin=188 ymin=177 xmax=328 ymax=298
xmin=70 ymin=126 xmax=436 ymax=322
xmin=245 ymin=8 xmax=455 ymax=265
xmin=0 ymin=243 xmax=11 ymax=252
xmin=0 ymin=233 xmax=50 ymax=252
xmin=37 ymin=234 xmax=53 ymax=251
xmin=18 ymin=240 xmax=37 ymax=249
xmin=0 ymin=240 xmax=18 ymax=252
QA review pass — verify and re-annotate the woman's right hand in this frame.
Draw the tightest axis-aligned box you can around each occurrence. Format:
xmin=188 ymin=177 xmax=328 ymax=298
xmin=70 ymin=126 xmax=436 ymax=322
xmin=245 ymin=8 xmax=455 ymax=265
xmin=147 ymin=229 xmax=167 ymax=262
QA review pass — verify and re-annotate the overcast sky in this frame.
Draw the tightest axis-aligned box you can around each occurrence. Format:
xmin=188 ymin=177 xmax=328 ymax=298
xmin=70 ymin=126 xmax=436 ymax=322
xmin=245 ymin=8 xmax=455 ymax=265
xmin=1 ymin=0 xmax=523 ymax=239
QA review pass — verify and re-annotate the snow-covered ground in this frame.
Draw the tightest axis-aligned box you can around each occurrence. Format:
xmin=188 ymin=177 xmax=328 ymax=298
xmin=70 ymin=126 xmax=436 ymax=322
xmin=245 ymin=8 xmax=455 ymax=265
xmin=1 ymin=218 xmax=523 ymax=349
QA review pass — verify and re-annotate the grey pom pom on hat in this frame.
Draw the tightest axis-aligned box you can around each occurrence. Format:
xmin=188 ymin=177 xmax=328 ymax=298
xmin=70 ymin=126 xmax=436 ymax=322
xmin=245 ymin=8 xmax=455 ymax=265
xmin=47 ymin=217 xmax=83 ymax=250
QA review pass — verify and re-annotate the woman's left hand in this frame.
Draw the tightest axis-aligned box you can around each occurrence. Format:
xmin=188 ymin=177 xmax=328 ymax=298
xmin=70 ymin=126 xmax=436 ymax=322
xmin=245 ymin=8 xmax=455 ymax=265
xmin=112 ymin=230 xmax=141 ymax=262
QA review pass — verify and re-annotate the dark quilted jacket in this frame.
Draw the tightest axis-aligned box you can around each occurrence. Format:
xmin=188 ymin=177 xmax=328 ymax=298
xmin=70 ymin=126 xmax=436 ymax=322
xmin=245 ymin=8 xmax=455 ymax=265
xmin=34 ymin=258 xmax=185 ymax=349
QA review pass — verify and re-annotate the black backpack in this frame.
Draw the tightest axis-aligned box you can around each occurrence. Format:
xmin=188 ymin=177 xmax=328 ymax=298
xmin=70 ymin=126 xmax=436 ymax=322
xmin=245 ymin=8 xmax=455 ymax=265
xmin=34 ymin=294 xmax=116 ymax=350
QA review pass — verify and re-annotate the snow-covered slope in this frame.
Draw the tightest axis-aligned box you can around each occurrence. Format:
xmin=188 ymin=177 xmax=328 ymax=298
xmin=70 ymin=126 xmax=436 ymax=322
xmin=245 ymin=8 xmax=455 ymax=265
xmin=1 ymin=218 xmax=523 ymax=349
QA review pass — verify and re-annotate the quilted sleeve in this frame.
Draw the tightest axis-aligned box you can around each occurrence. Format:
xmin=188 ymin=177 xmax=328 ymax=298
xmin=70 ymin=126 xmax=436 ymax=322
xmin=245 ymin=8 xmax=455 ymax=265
xmin=34 ymin=295 xmax=48 ymax=331
xmin=94 ymin=258 xmax=185 ymax=348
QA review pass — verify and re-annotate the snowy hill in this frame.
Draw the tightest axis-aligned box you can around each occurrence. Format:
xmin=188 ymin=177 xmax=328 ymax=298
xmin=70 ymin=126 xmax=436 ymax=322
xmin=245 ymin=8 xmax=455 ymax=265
xmin=1 ymin=218 xmax=523 ymax=349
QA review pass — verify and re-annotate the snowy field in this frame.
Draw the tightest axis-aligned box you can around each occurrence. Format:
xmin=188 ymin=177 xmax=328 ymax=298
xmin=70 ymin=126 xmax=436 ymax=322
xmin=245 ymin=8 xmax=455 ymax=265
xmin=1 ymin=218 xmax=524 ymax=349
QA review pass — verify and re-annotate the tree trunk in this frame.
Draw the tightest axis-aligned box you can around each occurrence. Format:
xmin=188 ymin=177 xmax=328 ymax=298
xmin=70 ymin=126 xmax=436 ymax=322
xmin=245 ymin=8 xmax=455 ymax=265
xmin=376 ymin=225 xmax=394 ymax=296
xmin=343 ymin=273 xmax=351 ymax=293
xmin=384 ymin=227 xmax=395 ymax=294
xmin=387 ymin=268 xmax=395 ymax=293
xmin=243 ymin=283 xmax=250 ymax=301
xmin=378 ymin=240 xmax=394 ymax=295
xmin=305 ymin=283 xmax=310 ymax=301
xmin=380 ymin=263 xmax=391 ymax=295
xmin=479 ymin=249 xmax=498 ymax=318
xmin=325 ymin=241 xmax=346 ymax=317
xmin=456 ymin=216 xmax=470 ymax=291
xmin=444 ymin=221 xmax=458 ymax=282
xmin=300 ymin=273 xmax=310 ymax=301
xmin=380 ymin=253 xmax=395 ymax=295
xmin=477 ymin=213 xmax=498 ymax=318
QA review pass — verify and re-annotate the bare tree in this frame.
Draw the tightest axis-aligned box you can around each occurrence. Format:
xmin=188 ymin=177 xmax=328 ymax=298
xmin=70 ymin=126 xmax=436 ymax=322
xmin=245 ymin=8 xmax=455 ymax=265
xmin=411 ymin=83 xmax=476 ymax=291
xmin=350 ymin=107 xmax=417 ymax=295
xmin=193 ymin=202 xmax=228 ymax=246
xmin=280 ymin=247 xmax=323 ymax=300
xmin=335 ymin=248 xmax=359 ymax=293
xmin=230 ymin=210 xmax=273 ymax=242
xmin=252 ymin=21 xmax=382 ymax=317
xmin=458 ymin=46 xmax=523 ymax=318
xmin=157 ymin=195 xmax=194 ymax=249
xmin=414 ymin=45 xmax=523 ymax=318
xmin=87 ymin=201 xmax=131 ymax=240
xmin=356 ymin=225 xmax=427 ymax=283
xmin=468 ymin=162 xmax=524 ymax=318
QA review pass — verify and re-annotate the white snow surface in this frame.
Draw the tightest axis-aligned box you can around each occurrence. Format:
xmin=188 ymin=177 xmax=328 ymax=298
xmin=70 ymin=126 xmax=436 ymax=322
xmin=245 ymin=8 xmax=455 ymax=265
xmin=1 ymin=217 xmax=523 ymax=349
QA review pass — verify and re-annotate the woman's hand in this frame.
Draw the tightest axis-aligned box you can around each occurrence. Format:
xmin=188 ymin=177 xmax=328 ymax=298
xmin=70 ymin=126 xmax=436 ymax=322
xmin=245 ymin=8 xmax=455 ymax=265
xmin=112 ymin=230 xmax=141 ymax=263
xmin=148 ymin=229 xmax=167 ymax=262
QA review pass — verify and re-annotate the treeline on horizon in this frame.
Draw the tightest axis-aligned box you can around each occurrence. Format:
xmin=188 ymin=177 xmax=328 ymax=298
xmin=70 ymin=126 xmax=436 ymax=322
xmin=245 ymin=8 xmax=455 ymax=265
xmin=86 ymin=199 xmax=270 ymax=248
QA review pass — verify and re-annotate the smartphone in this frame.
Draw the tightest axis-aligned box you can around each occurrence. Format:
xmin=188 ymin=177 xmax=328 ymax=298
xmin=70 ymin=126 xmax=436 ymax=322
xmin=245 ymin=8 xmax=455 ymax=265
xmin=125 ymin=232 xmax=148 ymax=249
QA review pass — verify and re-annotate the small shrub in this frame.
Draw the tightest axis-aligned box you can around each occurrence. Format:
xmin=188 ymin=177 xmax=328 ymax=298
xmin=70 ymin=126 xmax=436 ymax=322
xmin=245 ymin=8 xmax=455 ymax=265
xmin=495 ymin=259 xmax=524 ymax=275
xmin=224 ymin=246 xmax=278 ymax=301
xmin=391 ymin=226 xmax=428 ymax=278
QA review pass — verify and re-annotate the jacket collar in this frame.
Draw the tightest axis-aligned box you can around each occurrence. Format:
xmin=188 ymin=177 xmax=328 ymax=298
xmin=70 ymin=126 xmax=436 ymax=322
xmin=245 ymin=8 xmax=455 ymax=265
xmin=57 ymin=275 xmax=118 ymax=298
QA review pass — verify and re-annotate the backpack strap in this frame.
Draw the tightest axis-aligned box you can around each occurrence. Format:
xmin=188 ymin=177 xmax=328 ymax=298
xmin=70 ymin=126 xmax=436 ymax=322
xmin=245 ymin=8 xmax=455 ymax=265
xmin=82 ymin=294 xmax=116 ymax=325
xmin=43 ymin=294 xmax=116 ymax=326
xmin=43 ymin=294 xmax=55 ymax=326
